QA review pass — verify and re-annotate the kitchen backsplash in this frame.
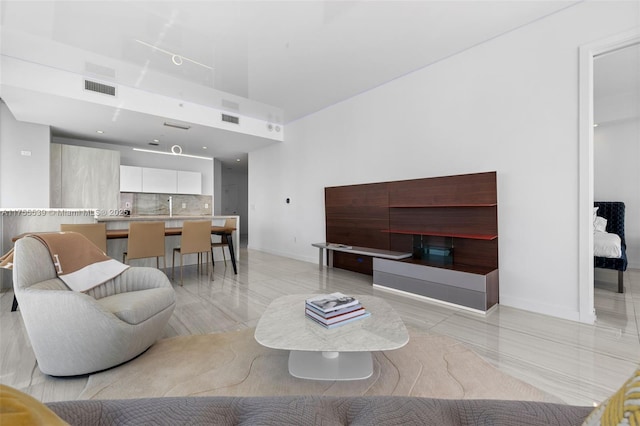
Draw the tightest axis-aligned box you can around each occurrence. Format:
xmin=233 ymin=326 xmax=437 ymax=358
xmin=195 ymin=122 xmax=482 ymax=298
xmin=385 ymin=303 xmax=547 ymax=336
xmin=120 ymin=193 xmax=213 ymax=216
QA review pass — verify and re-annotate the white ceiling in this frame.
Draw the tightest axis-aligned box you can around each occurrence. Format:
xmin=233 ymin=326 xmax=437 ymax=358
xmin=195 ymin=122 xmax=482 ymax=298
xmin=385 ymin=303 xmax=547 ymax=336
xmin=2 ymin=0 xmax=633 ymax=170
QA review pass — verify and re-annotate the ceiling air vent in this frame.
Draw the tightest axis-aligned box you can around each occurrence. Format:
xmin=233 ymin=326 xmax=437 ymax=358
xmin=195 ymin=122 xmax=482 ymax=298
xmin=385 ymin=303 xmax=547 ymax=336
xmin=221 ymin=113 xmax=239 ymax=124
xmin=84 ymin=79 xmax=116 ymax=96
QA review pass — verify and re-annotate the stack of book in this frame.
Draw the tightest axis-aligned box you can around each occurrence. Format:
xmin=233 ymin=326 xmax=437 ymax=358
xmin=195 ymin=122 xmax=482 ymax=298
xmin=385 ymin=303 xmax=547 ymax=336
xmin=305 ymin=292 xmax=370 ymax=329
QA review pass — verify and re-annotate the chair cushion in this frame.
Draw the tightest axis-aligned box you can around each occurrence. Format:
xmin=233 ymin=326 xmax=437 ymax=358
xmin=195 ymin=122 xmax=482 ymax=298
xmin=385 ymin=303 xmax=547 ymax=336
xmin=97 ymin=288 xmax=175 ymax=325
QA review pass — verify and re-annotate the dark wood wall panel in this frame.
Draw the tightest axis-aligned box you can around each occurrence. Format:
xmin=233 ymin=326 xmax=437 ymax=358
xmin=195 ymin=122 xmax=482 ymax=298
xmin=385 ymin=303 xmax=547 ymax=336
xmin=326 ymin=221 xmax=389 ymax=248
xmin=389 ymin=233 xmax=413 ymax=253
xmin=324 ymin=172 xmax=498 ymax=276
xmin=325 ymin=182 xmax=389 ymax=252
xmin=389 ymin=206 xmax=497 ymax=236
xmin=388 ymin=172 xmax=496 ymax=206
xmin=449 ymin=239 xmax=498 ymax=270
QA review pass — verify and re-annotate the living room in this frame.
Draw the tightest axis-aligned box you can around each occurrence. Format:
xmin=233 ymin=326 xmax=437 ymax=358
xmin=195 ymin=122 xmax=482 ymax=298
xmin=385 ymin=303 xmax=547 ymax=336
xmin=1 ymin=1 xmax=639 ymax=424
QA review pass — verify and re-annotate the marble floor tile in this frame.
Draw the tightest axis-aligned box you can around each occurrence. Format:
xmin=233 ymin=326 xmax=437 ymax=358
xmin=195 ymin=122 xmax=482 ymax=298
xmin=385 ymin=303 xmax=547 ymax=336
xmin=1 ymin=248 xmax=639 ymax=407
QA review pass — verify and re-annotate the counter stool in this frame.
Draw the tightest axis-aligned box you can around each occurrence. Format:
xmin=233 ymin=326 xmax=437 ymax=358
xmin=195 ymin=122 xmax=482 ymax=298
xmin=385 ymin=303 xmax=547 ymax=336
xmin=60 ymin=223 xmax=107 ymax=253
xmin=123 ymin=221 xmax=166 ymax=269
xmin=172 ymin=221 xmax=213 ymax=286
xmin=211 ymin=218 xmax=236 ymax=267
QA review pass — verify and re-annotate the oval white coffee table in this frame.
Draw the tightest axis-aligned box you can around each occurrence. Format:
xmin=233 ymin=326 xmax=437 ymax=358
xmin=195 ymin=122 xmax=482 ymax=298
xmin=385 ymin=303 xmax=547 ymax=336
xmin=254 ymin=294 xmax=409 ymax=381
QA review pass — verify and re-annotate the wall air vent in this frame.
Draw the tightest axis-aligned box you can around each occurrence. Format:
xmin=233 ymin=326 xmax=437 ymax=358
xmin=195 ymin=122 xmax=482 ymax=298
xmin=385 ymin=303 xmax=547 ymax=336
xmin=84 ymin=79 xmax=116 ymax=96
xmin=221 ymin=113 xmax=240 ymax=124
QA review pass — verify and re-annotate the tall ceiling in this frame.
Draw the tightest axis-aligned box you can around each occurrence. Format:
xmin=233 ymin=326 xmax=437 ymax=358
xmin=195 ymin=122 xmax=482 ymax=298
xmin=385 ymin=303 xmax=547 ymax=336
xmin=3 ymin=0 xmax=632 ymax=168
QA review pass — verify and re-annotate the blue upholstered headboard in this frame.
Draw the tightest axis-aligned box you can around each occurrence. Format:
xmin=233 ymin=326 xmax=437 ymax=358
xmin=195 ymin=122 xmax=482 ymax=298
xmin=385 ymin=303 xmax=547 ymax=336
xmin=594 ymin=201 xmax=626 ymax=244
xmin=594 ymin=201 xmax=627 ymax=293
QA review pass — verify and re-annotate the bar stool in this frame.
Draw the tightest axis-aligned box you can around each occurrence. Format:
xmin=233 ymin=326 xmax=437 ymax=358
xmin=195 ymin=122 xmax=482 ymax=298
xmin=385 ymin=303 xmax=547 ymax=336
xmin=172 ymin=220 xmax=213 ymax=286
xmin=60 ymin=223 xmax=107 ymax=253
xmin=211 ymin=218 xmax=236 ymax=267
xmin=123 ymin=221 xmax=166 ymax=269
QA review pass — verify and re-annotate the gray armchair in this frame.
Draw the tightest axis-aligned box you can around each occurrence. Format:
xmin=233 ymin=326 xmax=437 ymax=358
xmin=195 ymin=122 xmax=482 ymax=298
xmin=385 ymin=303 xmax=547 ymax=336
xmin=12 ymin=236 xmax=175 ymax=376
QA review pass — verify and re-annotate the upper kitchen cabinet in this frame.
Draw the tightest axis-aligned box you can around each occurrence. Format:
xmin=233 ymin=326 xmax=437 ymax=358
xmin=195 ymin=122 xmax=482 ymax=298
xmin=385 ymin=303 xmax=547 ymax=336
xmin=50 ymin=144 xmax=120 ymax=210
xmin=120 ymin=165 xmax=142 ymax=192
xmin=177 ymin=171 xmax=202 ymax=195
xmin=141 ymin=167 xmax=177 ymax=194
xmin=122 ymin=166 xmax=202 ymax=195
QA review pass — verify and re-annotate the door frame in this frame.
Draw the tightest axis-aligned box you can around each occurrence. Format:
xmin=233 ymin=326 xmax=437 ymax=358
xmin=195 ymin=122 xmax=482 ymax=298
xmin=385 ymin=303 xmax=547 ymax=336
xmin=578 ymin=28 xmax=640 ymax=323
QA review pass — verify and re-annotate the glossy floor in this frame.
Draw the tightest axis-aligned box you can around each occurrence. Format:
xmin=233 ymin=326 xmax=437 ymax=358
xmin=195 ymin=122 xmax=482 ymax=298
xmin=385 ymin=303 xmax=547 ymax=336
xmin=1 ymin=248 xmax=638 ymax=406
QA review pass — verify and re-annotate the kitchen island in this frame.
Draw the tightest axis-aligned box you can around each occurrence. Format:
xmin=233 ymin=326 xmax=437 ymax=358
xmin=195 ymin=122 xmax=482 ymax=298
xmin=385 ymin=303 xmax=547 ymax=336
xmin=96 ymin=215 xmax=240 ymax=270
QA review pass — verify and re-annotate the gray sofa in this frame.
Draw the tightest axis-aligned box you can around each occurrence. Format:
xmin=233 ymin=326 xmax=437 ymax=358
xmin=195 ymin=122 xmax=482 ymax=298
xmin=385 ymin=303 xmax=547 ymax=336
xmin=46 ymin=395 xmax=593 ymax=425
xmin=13 ymin=235 xmax=176 ymax=376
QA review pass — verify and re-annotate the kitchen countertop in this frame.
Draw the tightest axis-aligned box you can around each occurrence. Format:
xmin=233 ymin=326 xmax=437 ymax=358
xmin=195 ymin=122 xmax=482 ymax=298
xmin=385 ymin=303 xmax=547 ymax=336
xmin=96 ymin=215 xmax=216 ymax=222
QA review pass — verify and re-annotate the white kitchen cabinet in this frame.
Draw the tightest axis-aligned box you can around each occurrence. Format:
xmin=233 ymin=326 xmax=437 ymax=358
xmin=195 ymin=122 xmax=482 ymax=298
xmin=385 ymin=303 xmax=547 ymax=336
xmin=120 ymin=165 xmax=143 ymax=192
xmin=177 ymin=171 xmax=202 ymax=195
xmin=142 ymin=167 xmax=177 ymax=193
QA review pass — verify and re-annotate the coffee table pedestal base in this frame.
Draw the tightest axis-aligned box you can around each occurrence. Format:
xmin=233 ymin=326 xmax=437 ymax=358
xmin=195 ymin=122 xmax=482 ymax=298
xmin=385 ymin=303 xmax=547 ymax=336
xmin=288 ymin=350 xmax=373 ymax=381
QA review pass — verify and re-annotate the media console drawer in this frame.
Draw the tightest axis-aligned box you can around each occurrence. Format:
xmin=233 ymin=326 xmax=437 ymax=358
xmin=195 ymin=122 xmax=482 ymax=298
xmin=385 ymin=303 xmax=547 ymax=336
xmin=373 ymin=258 xmax=498 ymax=312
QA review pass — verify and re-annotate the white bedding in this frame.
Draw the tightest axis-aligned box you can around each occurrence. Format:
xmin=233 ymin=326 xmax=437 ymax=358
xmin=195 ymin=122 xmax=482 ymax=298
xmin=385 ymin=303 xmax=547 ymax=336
xmin=594 ymin=231 xmax=622 ymax=258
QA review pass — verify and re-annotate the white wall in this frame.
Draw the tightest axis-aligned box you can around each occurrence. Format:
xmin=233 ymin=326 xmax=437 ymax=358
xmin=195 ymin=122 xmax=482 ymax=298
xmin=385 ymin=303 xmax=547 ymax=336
xmin=249 ymin=2 xmax=640 ymax=322
xmin=594 ymin=118 xmax=640 ymax=268
xmin=52 ymin=137 xmax=214 ymax=196
xmin=0 ymin=102 xmax=50 ymax=207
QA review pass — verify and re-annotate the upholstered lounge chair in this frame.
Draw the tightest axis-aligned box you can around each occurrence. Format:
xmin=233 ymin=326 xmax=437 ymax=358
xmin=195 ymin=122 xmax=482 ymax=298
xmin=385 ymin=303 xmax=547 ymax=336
xmin=12 ymin=236 xmax=176 ymax=376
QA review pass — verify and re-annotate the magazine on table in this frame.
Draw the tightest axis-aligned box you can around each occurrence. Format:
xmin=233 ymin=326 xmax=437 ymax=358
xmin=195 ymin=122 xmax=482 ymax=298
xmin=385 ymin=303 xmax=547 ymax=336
xmin=305 ymin=307 xmax=366 ymax=325
xmin=305 ymin=302 xmax=363 ymax=318
xmin=306 ymin=311 xmax=371 ymax=329
xmin=305 ymin=292 xmax=359 ymax=313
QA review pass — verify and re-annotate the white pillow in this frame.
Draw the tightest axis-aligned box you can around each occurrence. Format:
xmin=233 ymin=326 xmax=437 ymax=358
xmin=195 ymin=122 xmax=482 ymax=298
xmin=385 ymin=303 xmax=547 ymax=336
xmin=594 ymin=216 xmax=607 ymax=233
xmin=592 ymin=207 xmax=599 ymax=231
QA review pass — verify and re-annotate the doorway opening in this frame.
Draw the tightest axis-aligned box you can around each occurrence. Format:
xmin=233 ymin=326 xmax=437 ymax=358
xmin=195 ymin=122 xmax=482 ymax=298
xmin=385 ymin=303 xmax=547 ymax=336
xmin=578 ymin=29 xmax=640 ymax=324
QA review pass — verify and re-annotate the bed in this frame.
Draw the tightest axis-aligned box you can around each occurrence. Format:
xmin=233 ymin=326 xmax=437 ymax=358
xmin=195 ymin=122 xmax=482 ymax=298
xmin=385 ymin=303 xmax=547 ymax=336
xmin=593 ymin=201 xmax=628 ymax=293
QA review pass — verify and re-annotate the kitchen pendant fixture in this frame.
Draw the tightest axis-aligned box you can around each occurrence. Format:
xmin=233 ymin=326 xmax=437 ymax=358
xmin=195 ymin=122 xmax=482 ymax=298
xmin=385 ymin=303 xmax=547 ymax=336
xmin=134 ymin=39 xmax=213 ymax=70
xmin=133 ymin=146 xmax=212 ymax=161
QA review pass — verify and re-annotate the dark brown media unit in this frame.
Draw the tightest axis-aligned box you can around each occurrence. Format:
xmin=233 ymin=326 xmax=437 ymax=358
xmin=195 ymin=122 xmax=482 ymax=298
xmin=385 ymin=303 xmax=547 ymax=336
xmin=324 ymin=171 xmax=498 ymax=312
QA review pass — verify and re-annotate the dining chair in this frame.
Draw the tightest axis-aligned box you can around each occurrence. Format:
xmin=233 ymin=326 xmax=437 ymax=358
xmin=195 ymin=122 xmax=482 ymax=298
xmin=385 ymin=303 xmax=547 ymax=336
xmin=123 ymin=221 xmax=166 ymax=269
xmin=211 ymin=218 xmax=236 ymax=267
xmin=60 ymin=223 xmax=107 ymax=253
xmin=172 ymin=220 xmax=213 ymax=285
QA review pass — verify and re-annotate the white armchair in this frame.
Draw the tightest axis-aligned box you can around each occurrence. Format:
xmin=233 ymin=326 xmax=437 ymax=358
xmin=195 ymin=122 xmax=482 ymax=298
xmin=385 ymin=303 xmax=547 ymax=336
xmin=12 ymin=236 xmax=175 ymax=376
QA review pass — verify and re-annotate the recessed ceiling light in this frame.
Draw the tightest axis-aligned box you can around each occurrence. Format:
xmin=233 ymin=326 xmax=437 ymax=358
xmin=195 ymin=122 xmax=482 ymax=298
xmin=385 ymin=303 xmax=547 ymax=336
xmin=236 ymin=158 xmax=241 ymax=162
xmin=96 ymin=130 xmax=104 ymax=134
xmin=153 ymin=139 xmax=160 ymax=143
xmin=202 ymin=146 xmax=207 ymax=149
xmin=593 ymin=123 xmax=599 ymax=127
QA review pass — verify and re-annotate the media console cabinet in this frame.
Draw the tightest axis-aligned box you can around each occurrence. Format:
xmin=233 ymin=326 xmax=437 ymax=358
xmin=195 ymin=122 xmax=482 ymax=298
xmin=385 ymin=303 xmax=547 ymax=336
xmin=324 ymin=171 xmax=498 ymax=312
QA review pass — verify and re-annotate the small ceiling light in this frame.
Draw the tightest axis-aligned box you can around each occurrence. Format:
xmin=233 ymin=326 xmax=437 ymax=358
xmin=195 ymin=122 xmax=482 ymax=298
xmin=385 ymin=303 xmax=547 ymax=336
xmin=153 ymin=139 xmax=160 ymax=143
xmin=593 ymin=123 xmax=599 ymax=127
xmin=171 ymin=145 xmax=183 ymax=155
xmin=96 ymin=130 xmax=104 ymax=134
xmin=202 ymin=146 xmax=207 ymax=149
xmin=236 ymin=158 xmax=241 ymax=162
xmin=163 ymin=121 xmax=191 ymax=130
xmin=171 ymin=55 xmax=183 ymax=66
